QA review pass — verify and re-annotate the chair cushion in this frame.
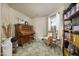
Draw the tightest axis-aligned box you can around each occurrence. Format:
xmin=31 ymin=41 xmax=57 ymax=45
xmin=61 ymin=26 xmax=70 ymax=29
xmin=47 ymin=32 xmax=52 ymax=37
xmin=43 ymin=37 xmax=48 ymax=40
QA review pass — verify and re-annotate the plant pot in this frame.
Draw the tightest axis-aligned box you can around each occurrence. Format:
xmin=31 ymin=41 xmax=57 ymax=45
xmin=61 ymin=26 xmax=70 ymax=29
xmin=1 ymin=37 xmax=12 ymax=56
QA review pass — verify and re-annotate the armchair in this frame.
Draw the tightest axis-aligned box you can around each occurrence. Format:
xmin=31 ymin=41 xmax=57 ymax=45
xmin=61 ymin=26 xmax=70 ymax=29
xmin=42 ymin=31 xmax=53 ymax=47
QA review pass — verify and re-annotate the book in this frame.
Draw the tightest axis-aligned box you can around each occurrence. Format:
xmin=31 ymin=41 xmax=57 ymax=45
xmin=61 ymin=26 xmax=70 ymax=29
xmin=76 ymin=3 xmax=79 ymax=11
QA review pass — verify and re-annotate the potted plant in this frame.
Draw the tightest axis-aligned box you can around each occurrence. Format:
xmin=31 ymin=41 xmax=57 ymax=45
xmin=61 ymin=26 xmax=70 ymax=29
xmin=1 ymin=24 xmax=12 ymax=56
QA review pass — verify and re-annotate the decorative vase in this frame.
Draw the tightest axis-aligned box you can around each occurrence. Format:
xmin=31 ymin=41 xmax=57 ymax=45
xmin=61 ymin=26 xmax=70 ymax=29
xmin=1 ymin=37 xmax=12 ymax=56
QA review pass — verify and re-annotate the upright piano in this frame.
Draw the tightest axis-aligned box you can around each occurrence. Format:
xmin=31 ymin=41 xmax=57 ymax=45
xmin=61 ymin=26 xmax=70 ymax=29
xmin=15 ymin=24 xmax=35 ymax=47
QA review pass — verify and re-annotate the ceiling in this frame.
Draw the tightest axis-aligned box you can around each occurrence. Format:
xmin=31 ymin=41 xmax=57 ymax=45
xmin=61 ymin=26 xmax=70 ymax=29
xmin=8 ymin=3 xmax=70 ymax=18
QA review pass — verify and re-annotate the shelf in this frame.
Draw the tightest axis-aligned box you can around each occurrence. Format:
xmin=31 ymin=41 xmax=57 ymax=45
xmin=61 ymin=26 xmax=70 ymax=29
xmin=64 ymin=10 xmax=79 ymax=20
xmin=64 ymin=30 xmax=72 ymax=32
xmin=64 ymin=39 xmax=72 ymax=44
xmin=72 ymin=31 xmax=79 ymax=34
xmin=64 ymin=30 xmax=79 ymax=34
xmin=63 ymin=3 xmax=79 ymax=56
xmin=64 ymin=3 xmax=76 ymax=14
xmin=64 ymin=30 xmax=69 ymax=32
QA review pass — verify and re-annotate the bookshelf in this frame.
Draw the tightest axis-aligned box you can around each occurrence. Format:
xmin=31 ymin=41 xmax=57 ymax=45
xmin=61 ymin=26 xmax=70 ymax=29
xmin=63 ymin=3 xmax=79 ymax=56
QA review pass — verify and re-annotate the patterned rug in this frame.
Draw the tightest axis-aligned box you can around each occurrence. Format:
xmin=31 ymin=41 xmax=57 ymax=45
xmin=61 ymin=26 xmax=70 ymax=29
xmin=13 ymin=39 xmax=63 ymax=56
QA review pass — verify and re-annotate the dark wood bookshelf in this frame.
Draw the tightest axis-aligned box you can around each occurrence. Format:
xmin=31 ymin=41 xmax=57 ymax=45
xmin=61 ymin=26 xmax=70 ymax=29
xmin=64 ymin=3 xmax=76 ymax=14
xmin=64 ymin=29 xmax=72 ymax=32
xmin=64 ymin=10 xmax=79 ymax=20
xmin=63 ymin=3 xmax=79 ymax=56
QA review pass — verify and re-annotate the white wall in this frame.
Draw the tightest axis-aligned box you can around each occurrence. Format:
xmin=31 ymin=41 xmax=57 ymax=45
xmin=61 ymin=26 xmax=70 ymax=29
xmin=0 ymin=3 xmax=32 ymax=55
xmin=32 ymin=17 xmax=48 ymax=40
xmin=1 ymin=3 xmax=31 ymax=38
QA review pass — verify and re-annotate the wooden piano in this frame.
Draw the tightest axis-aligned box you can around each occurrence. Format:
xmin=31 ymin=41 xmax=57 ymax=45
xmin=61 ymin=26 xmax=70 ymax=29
xmin=15 ymin=24 xmax=35 ymax=47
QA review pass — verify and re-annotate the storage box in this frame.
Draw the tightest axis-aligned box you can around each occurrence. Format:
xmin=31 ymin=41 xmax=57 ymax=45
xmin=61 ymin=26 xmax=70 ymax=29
xmin=73 ymin=26 xmax=79 ymax=31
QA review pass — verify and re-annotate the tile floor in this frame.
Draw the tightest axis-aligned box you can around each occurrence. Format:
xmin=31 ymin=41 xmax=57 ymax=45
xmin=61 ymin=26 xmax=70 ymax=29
xmin=13 ymin=39 xmax=63 ymax=56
